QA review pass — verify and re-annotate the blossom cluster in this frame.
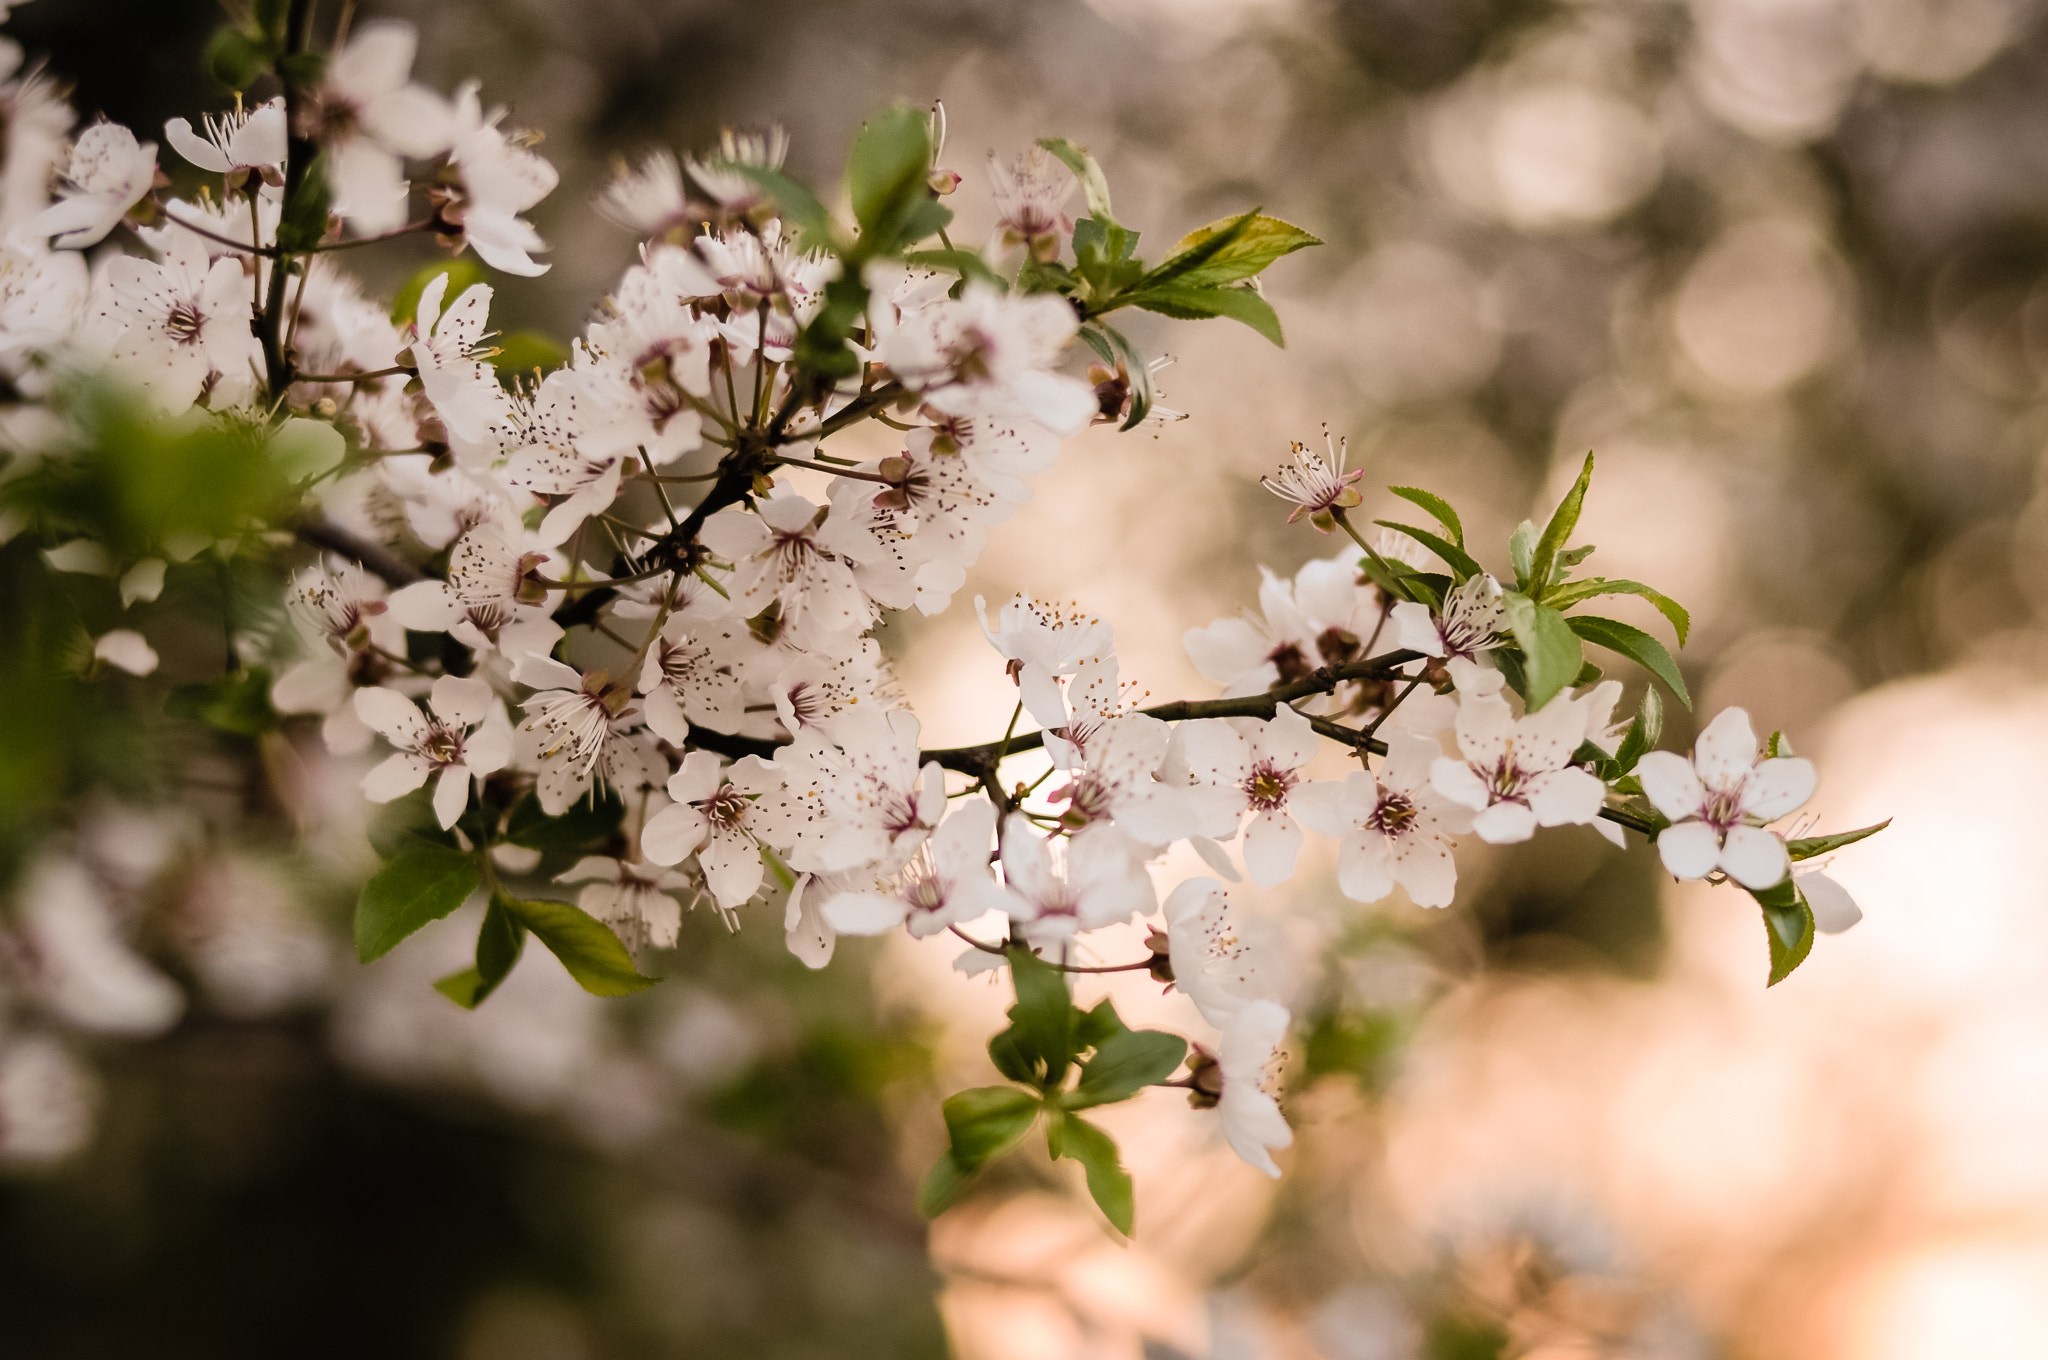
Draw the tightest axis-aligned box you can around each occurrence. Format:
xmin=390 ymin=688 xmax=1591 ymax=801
xmin=0 ymin=13 xmax=1881 ymax=1223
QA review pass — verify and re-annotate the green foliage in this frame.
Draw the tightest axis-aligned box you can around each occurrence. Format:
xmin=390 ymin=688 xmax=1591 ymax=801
xmin=489 ymin=331 xmax=569 ymax=379
xmin=1045 ymin=1110 xmax=1136 ymax=1235
xmin=1501 ymin=592 xmax=1583 ymax=711
xmin=997 ymin=945 xmax=1076 ymax=1088
xmin=1377 ymin=520 xmax=1482 ymax=581
xmin=1152 ymin=212 xmax=1321 ymax=289
xmin=205 ymin=27 xmax=273 ymax=92
xmin=501 ymin=894 xmax=658 ymax=997
xmin=1786 ymin=819 xmax=1891 ymax=861
xmin=274 ymin=154 xmax=333 ymax=253
xmin=1065 ymin=1008 xmax=1186 ymax=1110
xmin=355 ymin=842 xmax=482 ymax=963
xmin=1751 ymin=877 xmax=1816 ymax=986
xmin=942 ymin=1086 xmax=1040 ymax=1165
xmin=1078 ymin=322 xmax=1154 ymax=429
xmin=503 ymin=787 xmax=626 ymax=852
xmin=1566 ymin=615 xmax=1691 ymax=708
xmin=165 ymin=667 xmax=279 ymax=737
xmin=1542 ymin=577 xmax=1691 ymax=645
xmin=1129 ymin=282 xmax=1285 ymax=345
xmin=845 ymin=103 xmax=950 ymax=258
xmin=1528 ymin=452 xmax=1594 ymax=600
xmin=1388 ymin=486 xmax=1465 ymax=547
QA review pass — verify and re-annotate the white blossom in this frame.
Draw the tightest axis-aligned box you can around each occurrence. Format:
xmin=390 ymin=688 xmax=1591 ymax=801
xmin=1429 ymin=690 xmax=1605 ymax=843
xmin=1215 ymin=998 xmax=1293 ymax=1178
xmin=355 ymin=675 xmax=514 ymax=828
xmin=1166 ymin=706 xmax=1322 ymax=886
xmin=879 ymin=283 xmax=1096 ymax=436
xmin=92 ymin=628 xmax=158 ymax=676
xmin=1392 ymin=572 xmax=1508 ymax=666
xmin=96 ymin=230 xmax=258 ymax=409
xmin=976 ymin=593 xmax=1114 ymax=730
xmin=641 ymin=751 xmax=802 ymax=915
xmin=559 ymin=856 xmax=693 ymax=948
xmin=164 ymin=99 xmax=286 ymax=179
xmin=819 ymin=797 xmax=1005 ymax=938
xmin=442 ymin=81 xmax=558 ymax=277
xmin=1636 ymin=707 xmax=1815 ymax=890
xmin=515 ymin=656 xmax=638 ymax=815
xmin=1295 ymin=734 xmax=1472 ymax=906
xmin=1160 ymin=877 xmax=1275 ymax=1027
xmin=310 ymin=22 xmax=455 ymax=233
xmin=1259 ymin=433 xmax=1363 ymax=526
xmin=998 ymin=814 xmax=1154 ymax=946
xmin=32 ymin=121 xmax=157 ymax=248
xmin=1185 ymin=552 xmax=1381 ymax=697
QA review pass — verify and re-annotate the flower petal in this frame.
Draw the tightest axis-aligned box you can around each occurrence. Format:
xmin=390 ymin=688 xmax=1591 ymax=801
xmin=1742 ymin=757 xmax=1816 ymax=822
xmin=1718 ymin=824 xmax=1789 ymax=890
xmin=1634 ymin=751 xmax=1705 ymax=822
xmin=1657 ymin=820 xmax=1720 ymax=880
xmin=1694 ymin=707 xmax=1758 ymax=790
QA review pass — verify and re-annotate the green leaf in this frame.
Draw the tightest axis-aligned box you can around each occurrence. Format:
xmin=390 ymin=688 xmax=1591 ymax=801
xmin=1133 ymin=209 xmax=1259 ymax=291
xmin=205 ymin=26 xmax=274 ymax=91
xmin=500 ymin=896 xmax=658 ymax=997
xmin=1529 ymin=452 xmax=1594 ymax=600
xmin=472 ymin=892 xmax=527 ymax=1003
xmin=1752 ymin=879 xmax=1816 ymax=986
xmin=915 ymin=1149 xmax=974 ymax=1219
xmin=1566 ymin=615 xmax=1692 ymax=708
xmin=432 ymin=967 xmax=490 ymax=1009
xmin=847 ymin=103 xmax=939 ymax=256
xmin=733 ymin=165 xmax=839 ymax=251
xmin=274 ymin=154 xmax=332 ymax=253
xmin=1540 ymin=577 xmax=1691 ymax=645
xmin=1374 ymin=520 xmax=1482 ymax=581
xmin=903 ymin=248 xmax=1008 ymax=290
xmin=1002 ymin=946 xmax=1076 ymax=1087
xmin=1035 ymin=137 xmax=1115 ymax=221
xmin=490 ymin=330 xmax=568 ymax=378
xmin=1156 ymin=212 xmax=1320 ymax=289
xmin=942 ymin=1085 xmax=1041 ymax=1169
xmin=1786 ymin=819 xmax=1891 ymax=862
xmin=1129 ymin=282 xmax=1284 ymax=346
xmin=391 ymin=256 xmax=488 ymax=327
xmin=1508 ymin=520 xmax=1538 ymax=590
xmin=1388 ymin=486 xmax=1464 ymax=547
xmin=165 ymin=666 xmax=278 ymax=737
xmin=504 ymin=787 xmax=627 ymax=852
xmin=1048 ymin=1112 xmax=1135 ymax=1235
xmin=1501 ymin=593 xmax=1584 ymax=711
xmin=1068 ymin=1028 xmax=1187 ymax=1110
xmin=355 ymin=842 xmax=481 ymax=963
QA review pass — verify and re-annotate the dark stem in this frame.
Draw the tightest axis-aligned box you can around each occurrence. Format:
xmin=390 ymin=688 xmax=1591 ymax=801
xmin=295 ymin=518 xmax=426 ymax=585
xmin=260 ymin=0 xmax=318 ymax=396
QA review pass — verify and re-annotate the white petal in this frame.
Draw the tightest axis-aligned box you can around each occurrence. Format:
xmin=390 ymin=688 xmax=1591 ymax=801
xmin=1742 ymin=757 xmax=1816 ymax=822
xmin=1718 ymin=824 xmax=1789 ymax=890
xmin=119 ymin=559 xmax=166 ymax=607
xmin=1634 ymin=751 xmax=1705 ymax=822
xmin=699 ymin=831 xmax=765 ymax=911
xmin=163 ymin=118 xmax=231 ymax=172
xmin=1389 ymin=835 xmax=1458 ymax=908
xmin=1801 ymin=872 xmax=1863 ymax=935
xmin=92 ymin=629 xmax=157 ymax=676
xmin=353 ymin=686 xmax=428 ymax=745
xmin=1429 ymin=757 xmax=1491 ymax=813
xmin=1694 ymin=707 xmax=1758 ymax=789
xmin=428 ymin=673 xmax=492 ymax=726
xmin=1240 ymin=811 xmax=1304 ymax=888
xmin=431 ymin=765 xmax=470 ymax=828
xmin=1656 ymin=820 xmax=1720 ymax=880
xmin=821 ymin=891 xmax=910 ymax=936
xmin=362 ymin=752 xmax=432 ymax=803
xmin=641 ymin=803 xmax=709 ymax=867
xmin=1335 ymin=836 xmax=1397 ymax=904
xmin=1471 ymin=800 xmax=1538 ymax=844
xmin=1525 ymin=767 xmax=1604 ymax=827
xmin=1390 ymin=601 xmax=1445 ymax=657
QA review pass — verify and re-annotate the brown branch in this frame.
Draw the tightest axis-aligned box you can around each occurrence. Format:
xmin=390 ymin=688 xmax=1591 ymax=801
xmin=295 ymin=518 xmax=426 ymax=585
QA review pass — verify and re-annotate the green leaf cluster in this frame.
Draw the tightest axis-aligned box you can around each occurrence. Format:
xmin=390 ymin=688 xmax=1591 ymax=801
xmin=918 ymin=947 xmax=1186 ymax=1235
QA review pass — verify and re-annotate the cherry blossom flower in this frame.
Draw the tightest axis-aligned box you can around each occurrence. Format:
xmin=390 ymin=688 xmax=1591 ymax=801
xmin=780 ymin=706 xmax=944 ymax=874
xmin=766 ymin=642 xmax=890 ymax=740
xmin=684 ymin=126 xmax=790 ymax=215
xmin=1050 ymin=712 xmax=1204 ymax=850
xmin=1295 ymin=734 xmax=1472 ymax=906
xmin=1391 ymin=572 xmax=1508 ymax=670
xmin=500 ymin=366 xmax=637 ymax=545
xmin=1185 ymin=552 xmax=1382 ymax=696
xmin=1636 ymin=707 xmax=1815 ymax=890
xmin=597 ymin=149 xmax=689 ymax=237
xmin=641 ymin=751 xmax=802 ymax=915
xmin=516 ymin=656 xmax=639 ymax=815
xmin=408 ymin=272 xmax=514 ymax=450
xmin=96 ymin=231 xmax=257 ymax=409
xmin=1160 ymin=878 xmax=1275 ymax=1027
xmin=987 ymin=146 xmax=1073 ymax=260
xmin=32 ymin=121 xmax=158 ymax=248
xmin=1259 ymin=432 xmax=1363 ymax=527
xmin=997 ymin=814 xmax=1155 ymax=946
xmin=1429 ymin=690 xmax=1604 ymax=843
xmin=440 ymin=81 xmax=558 ymax=277
xmin=306 ymin=22 xmax=455 ymax=233
xmin=1211 ymin=998 xmax=1294 ymax=1177
xmin=923 ymin=414 xmax=1059 ymax=506
xmin=164 ymin=99 xmax=285 ymax=184
xmin=558 ymin=856 xmax=694 ymax=948
xmin=878 ymin=283 xmax=1096 ymax=436
xmin=829 ymin=433 xmax=1005 ymax=616
xmin=270 ymin=563 xmax=406 ymax=755
xmin=1166 ymin=706 xmax=1322 ymax=886
xmin=818 ymin=797 xmax=1006 ymax=937
xmin=636 ymin=616 xmax=744 ymax=746
xmin=354 ymin=675 xmax=514 ymax=828
xmin=699 ymin=491 xmax=878 ymax=643
xmin=976 ymin=593 xmax=1114 ymax=730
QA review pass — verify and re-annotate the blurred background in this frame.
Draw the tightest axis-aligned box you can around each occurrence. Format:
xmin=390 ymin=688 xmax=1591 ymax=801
xmin=6 ymin=0 xmax=2048 ymax=1354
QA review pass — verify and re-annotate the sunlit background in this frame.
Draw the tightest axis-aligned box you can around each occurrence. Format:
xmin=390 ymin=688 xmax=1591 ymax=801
xmin=7 ymin=0 xmax=2048 ymax=1355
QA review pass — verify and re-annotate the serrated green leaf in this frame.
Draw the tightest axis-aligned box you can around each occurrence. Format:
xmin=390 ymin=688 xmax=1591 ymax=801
xmin=942 ymin=1085 xmax=1041 ymax=1169
xmin=1752 ymin=879 xmax=1816 ymax=986
xmin=1501 ymin=593 xmax=1584 ymax=712
xmin=1613 ymin=710 xmax=1651 ymax=774
xmin=1068 ymin=1027 xmax=1187 ymax=1110
xmin=1073 ymin=997 xmax=1124 ymax=1053
xmin=1374 ymin=520 xmax=1482 ymax=580
xmin=915 ymin=1149 xmax=974 ymax=1219
xmin=1158 ymin=212 xmax=1319 ymax=289
xmin=1786 ymin=819 xmax=1891 ymax=861
xmin=1003 ymin=946 xmax=1075 ymax=1087
xmin=498 ymin=896 xmax=657 ymax=996
xmin=1566 ymin=615 xmax=1691 ymax=708
xmin=1049 ymin=1112 xmax=1135 ymax=1235
xmin=1541 ymin=577 xmax=1691 ymax=645
xmin=733 ymin=165 xmax=838 ymax=252
xmin=1530 ymin=452 xmax=1594 ymax=600
xmin=1133 ymin=209 xmax=1258 ymax=291
xmin=1035 ymin=137 xmax=1114 ymax=221
xmin=1129 ymin=282 xmax=1283 ymax=345
xmin=355 ymin=842 xmax=481 ymax=963
xmin=1508 ymin=520 xmax=1538 ymax=590
xmin=504 ymin=787 xmax=627 ymax=852
xmin=1388 ymin=486 xmax=1464 ymax=547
